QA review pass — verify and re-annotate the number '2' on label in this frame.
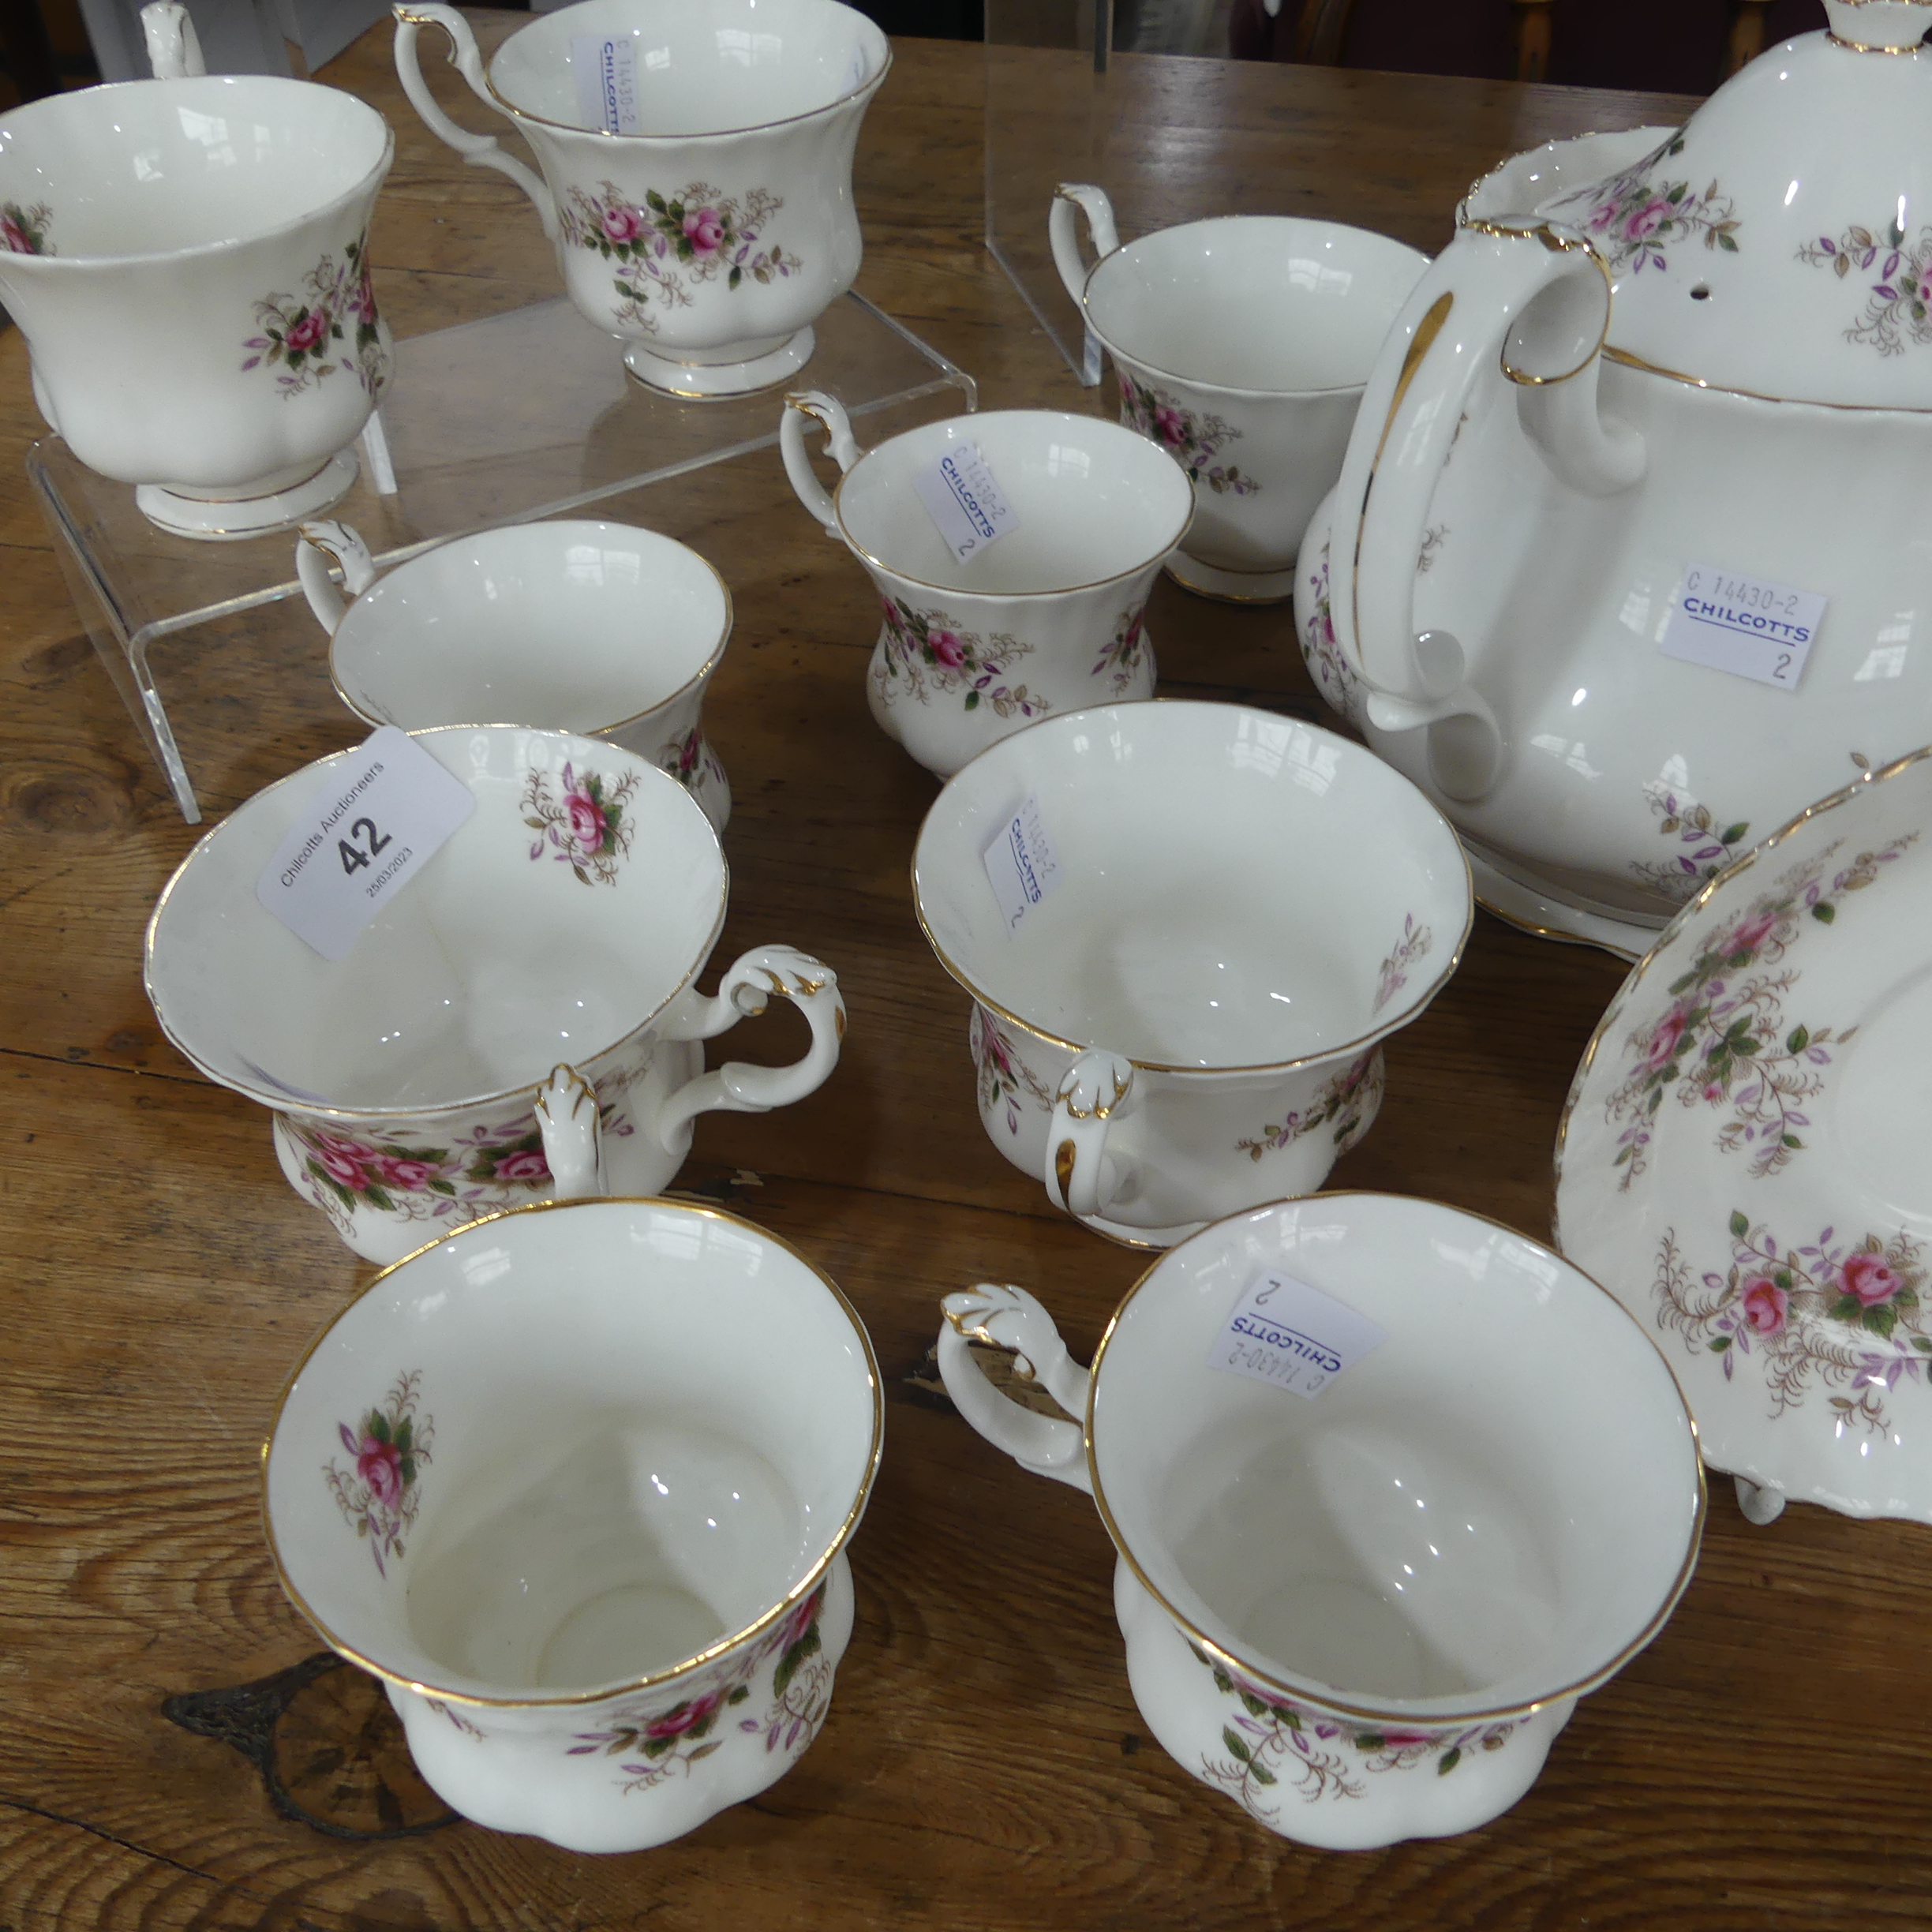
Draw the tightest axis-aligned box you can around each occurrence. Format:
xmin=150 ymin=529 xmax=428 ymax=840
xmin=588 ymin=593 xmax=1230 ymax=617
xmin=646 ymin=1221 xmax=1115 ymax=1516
xmin=914 ymin=440 xmax=1020 ymax=565
xmin=983 ymin=793 xmax=1063 ymax=933
xmin=1657 ymin=561 xmax=1826 ymax=692
xmin=254 ymin=725 xmax=477 ymax=961
xmin=1208 ymin=1268 xmax=1388 ymax=1400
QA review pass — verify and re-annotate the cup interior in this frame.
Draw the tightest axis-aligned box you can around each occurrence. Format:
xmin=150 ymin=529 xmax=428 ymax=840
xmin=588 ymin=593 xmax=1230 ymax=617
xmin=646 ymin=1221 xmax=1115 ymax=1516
xmin=1084 ymin=219 xmax=1428 ymax=394
xmin=1095 ymin=1196 xmax=1702 ymax=1718
xmin=491 ymin=0 xmax=888 ymax=136
xmin=145 ymin=728 xmax=723 ymax=1114
xmin=265 ymin=1199 xmax=880 ymax=1701
xmin=913 ymin=703 xmax=1469 ymax=1068
xmin=331 ymin=522 xmax=728 ymax=736
xmin=0 ymin=77 xmax=388 ymax=259
xmin=837 ymin=411 xmax=1195 ymax=597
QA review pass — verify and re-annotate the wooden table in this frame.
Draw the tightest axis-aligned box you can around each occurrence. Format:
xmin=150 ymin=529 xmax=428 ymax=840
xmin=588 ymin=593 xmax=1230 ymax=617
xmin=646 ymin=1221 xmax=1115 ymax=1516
xmin=2 ymin=23 xmax=1926 ymax=1929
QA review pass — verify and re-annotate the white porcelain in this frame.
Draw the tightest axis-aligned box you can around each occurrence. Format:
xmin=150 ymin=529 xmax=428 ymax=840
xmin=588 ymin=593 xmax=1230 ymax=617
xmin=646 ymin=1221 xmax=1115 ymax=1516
xmin=911 ymin=702 xmax=1470 ymax=1244
xmin=1050 ymin=185 xmax=1428 ymax=604
xmin=1557 ymin=746 xmax=1932 ymax=1526
xmin=1298 ymin=5 xmax=1932 ymax=957
xmin=298 ymin=519 xmax=732 ymax=834
xmin=393 ymin=0 xmax=887 ymax=395
xmin=935 ymin=1194 xmax=1705 ymax=1848
xmin=781 ymin=395 xmax=1193 ymax=777
xmin=143 ymin=726 xmax=843 ymax=1264
xmin=0 ymin=72 xmax=393 ymax=537
xmin=266 ymin=1190 xmax=881 ymax=1852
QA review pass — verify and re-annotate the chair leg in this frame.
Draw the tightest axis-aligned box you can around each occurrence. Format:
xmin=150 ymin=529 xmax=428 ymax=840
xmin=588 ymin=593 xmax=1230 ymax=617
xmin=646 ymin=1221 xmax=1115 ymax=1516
xmin=1510 ymin=0 xmax=1552 ymax=83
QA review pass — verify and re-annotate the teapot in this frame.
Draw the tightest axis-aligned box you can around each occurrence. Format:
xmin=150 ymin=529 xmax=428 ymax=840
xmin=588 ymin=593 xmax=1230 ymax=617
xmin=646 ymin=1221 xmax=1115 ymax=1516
xmin=1297 ymin=0 xmax=1932 ymax=957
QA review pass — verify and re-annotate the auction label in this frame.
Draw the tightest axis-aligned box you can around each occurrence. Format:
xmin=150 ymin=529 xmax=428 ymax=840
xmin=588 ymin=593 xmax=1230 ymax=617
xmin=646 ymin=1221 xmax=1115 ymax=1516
xmin=255 ymin=726 xmax=476 ymax=961
xmin=572 ymin=35 xmax=642 ymax=133
xmin=1658 ymin=562 xmax=1825 ymax=692
xmin=983 ymin=792 xmax=1063 ymax=934
xmin=1208 ymin=1267 xmax=1387 ymax=1400
xmin=914 ymin=440 xmax=1020 ymax=564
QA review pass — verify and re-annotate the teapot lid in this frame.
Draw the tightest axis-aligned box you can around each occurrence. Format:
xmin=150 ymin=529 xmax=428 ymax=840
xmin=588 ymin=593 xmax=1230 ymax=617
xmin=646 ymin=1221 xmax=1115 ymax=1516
xmin=1533 ymin=0 xmax=1932 ymax=409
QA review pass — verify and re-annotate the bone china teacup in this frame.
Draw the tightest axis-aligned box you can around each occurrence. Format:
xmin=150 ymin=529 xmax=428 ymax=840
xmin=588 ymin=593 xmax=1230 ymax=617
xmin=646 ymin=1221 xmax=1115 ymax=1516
xmin=267 ymin=1190 xmax=882 ymax=1852
xmin=781 ymin=394 xmax=1194 ymax=777
xmin=144 ymin=725 xmax=843 ymax=1264
xmin=1050 ymin=185 xmax=1428 ymax=604
xmin=937 ymin=1194 xmax=1705 ymax=1849
xmin=0 ymin=74 xmax=394 ymax=537
xmin=394 ymin=0 xmax=888 ymax=396
xmin=297 ymin=519 xmax=732 ymax=834
xmin=912 ymin=702 xmax=1471 ymax=1245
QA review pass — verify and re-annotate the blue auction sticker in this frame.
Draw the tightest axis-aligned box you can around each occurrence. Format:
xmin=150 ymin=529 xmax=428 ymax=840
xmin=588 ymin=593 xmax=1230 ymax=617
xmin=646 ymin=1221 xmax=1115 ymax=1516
xmin=1658 ymin=562 xmax=1826 ymax=692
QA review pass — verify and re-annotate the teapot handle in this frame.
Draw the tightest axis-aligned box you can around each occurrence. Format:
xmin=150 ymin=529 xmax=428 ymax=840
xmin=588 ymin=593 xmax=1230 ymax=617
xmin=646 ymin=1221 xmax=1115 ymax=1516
xmin=1328 ymin=219 xmax=1644 ymax=799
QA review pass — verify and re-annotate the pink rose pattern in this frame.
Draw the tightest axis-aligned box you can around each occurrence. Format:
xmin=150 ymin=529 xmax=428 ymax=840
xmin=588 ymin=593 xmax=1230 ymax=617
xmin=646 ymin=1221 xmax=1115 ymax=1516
xmin=1603 ymin=834 xmax=1915 ymax=1189
xmin=558 ymin=181 xmax=793 ymax=337
xmin=285 ymin=1096 xmax=637 ymax=1239
xmin=242 ymin=234 xmax=388 ymax=397
xmin=1656 ymin=1216 xmax=1929 ymax=1432
xmin=1553 ymin=133 xmax=1739 ymax=274
xmin=1 ymin=200 xmax=51 ymax=256
xmin=874 ymin=597 xmax=1046 ymax=720
xmin=1090 ymin=602 xmax=1152 ymax=696
xmin=1628 ymin=783 xmax=1752 ymax=907
xmin=324 ymin=1370 xmax=432 ymax=1579
xmin=1118 ymin=370 xmax=1260 ymax=497
xmin=971 ymin=1005 xmax=1054 ymax=1137
xmin=1191 ymin=1642 xmax=1522 ymax=1814
xmin=1236 ymin=1048 xmax=1383 ymax=1163
xmin=567 ymin=1582 xmax=830 ymax=1795
xmin=1298 ymin=541 xmax=1365 ymax=725
xmin=522 ymin=760 xmax=642 ymax=886
xmin=1798 ymin=217 xmax=1932 ymax=357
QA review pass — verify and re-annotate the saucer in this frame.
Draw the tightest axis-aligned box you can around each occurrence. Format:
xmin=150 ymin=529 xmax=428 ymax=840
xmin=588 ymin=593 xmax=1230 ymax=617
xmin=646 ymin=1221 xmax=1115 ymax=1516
xmin=1556 ymin=747 xmax=1932 ymax=1524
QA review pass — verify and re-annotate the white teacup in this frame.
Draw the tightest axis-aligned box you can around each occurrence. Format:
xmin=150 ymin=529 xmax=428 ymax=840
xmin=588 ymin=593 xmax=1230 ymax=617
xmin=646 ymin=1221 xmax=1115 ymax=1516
xmin=781 ymin=394 xmax=1193 ymax=778
xmin=144 ymin=726 xmax=844 ymax=1264
xmin=913 ymin=702 xmax=1470 ymax=1245
xmin=0 ymin=75 xmax=394 ymax=539
xmin=937 ymin=1195 xmax=1705 ymax=1849
xmin=394 ymin=0 xmax=889 ymax=396
xmin=267 ymin=1192 xmax=882 ymax=1852
xmin=297 ymin=519 xmax=732 ymax=834
xmin=1050 ymin=186 xmax=1428 ymax=604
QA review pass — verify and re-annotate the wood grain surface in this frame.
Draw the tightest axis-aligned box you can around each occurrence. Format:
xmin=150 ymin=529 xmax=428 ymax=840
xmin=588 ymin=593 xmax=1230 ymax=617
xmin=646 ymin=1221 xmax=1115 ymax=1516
xmin=2 ymin=21 xmax=1926 ymax=1930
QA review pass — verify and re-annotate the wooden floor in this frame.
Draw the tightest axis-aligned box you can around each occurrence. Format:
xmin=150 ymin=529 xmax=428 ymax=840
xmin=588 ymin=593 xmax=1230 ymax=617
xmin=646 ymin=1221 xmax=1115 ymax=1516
xmin=2 ymin=20 xmax=1927 ymax=1929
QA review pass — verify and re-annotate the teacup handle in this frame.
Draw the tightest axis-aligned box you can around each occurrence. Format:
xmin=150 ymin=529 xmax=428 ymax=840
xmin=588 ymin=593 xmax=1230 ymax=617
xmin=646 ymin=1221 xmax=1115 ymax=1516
xmin=780 ymin=391 xmax=863 ymax=536
xmin=652 ymin=945 xmax=846 ymax=1151
xmin=1048 ymin=183 xmax=1120 ymax=308
xmin=295 ymin=521 xmax=380 ymax=637
xmin=534 ymin=1063 xmax=605 ymax=1199
xmin=1044 ymin=1049 xmax=1135 ymax=1222
xmin=140 ymin=1 xmax=204 ymax=77
xmin=935 ymin=1282 xmax=1091 ymax=1492
xmin=392 ymin=4 xmax=558 ymax=241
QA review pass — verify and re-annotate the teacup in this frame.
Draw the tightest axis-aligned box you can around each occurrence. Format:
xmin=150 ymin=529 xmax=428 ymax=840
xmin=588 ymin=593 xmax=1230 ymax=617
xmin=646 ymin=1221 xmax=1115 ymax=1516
xmin=912 ymin=702 xmax=1470 ymax=1245
xmin=936 ymin=1194 xmax=1705 ymax=1849
xmin=781 ymin=394 xmax=1193 ymax=778
xmin=297 ymin=519 xmax=732 ymax=834
xmin=1050 ymin=186 xmax=1428 ymax=603
xmin=0 ymin=74 xmax=393 ymax=538
xmin=266 ymin=1189 xmax=882 ymax=1852
xmin=394 ymin=0 xmax=889 ymax=396
xmin=144 ymin=725 xmax=844 ymax=1264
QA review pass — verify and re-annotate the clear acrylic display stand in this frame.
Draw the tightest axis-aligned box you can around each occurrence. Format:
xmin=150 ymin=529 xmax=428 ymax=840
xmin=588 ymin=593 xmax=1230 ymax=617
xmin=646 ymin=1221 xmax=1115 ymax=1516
xmin=984 ymin=0 xmax=1260 ymax=386
xmin=31 ymin=290 xmax=975 ymax=822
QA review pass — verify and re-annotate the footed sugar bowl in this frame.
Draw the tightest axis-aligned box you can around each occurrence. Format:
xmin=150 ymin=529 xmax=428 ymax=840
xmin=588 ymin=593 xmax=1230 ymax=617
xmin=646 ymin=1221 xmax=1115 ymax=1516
xmin=1297 ymin=0 xmax=1932 ymax=958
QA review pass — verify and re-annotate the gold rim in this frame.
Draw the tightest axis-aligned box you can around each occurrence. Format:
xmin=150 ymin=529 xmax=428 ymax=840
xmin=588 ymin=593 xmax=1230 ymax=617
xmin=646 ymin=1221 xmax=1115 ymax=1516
xmin=1474 ymin=886 xmax=1642 ymax=960
xmin=817 ymin=411 xmax=1195 ymax=601
xmin=142 ymin=727 xmax=729 ymax=1125
xmin=326 ymin=526 xmax=733 ymax=739
xmin=1455 ymin=125 xmax=1673 ymax=233
xmin=1551 ymin=741 xmax=1932 ymax=1248
xmin=260 ymin=1195 xmax=885 ymax=1710
xmin=909 ymin=702 xmax=1475 ymax=1075
xmin=1080 ymin=1190 xmax=1709 ymax=1724
xmin=1602 ymin=343 xmax=1932 ymax=414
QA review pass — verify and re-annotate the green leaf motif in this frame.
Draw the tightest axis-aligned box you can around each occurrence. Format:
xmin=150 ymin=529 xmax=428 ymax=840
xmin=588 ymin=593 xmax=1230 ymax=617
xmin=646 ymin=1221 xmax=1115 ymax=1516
xmin=772 ymin=1625 xmax=821 ymax=1699
xmin=1437 ymin=1747 xmax=1462 ymax=1776
xmin=1222 ymin=1728 xmax=1251 ymax=1763
xmin=1787 ymin=1026 xmax=1809 ymax=1054
xmin=1730 ymin=1210 xmax=1750 ymax=1239
xmin=1720 ymin=822 xmax=1750 ymax=846
xmin=1249 ymin=1762 xmax=1276 ymax=1786
xmin=1813 ymin=902 xmax=1836 ymax=923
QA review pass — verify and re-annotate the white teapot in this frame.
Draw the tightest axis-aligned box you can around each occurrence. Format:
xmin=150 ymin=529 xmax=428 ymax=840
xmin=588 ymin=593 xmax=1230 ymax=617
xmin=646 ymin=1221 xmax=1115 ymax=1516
xmin=1297 ymin=0 xmax=1932 ymax=957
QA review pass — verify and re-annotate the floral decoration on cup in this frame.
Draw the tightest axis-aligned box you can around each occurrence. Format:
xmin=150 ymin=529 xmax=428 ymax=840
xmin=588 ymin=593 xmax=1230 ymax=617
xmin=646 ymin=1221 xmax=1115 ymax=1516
xmin=326 ymin=1369 xmax=432 ymax=1578
xmin=1552 ymin=133 xmax=1740 ymax=273
xmin=1091 ymin=603 xmax=1148 ymax=696
xmin=242 ymin=234 xmax=387 ymax=397
xmin=0 ymin=200 xmax=51 ymax=257
xmin=1372 ymin=914 xmax=1432 ymax=1016
xmin=1118 ymin=370 xmax=1259 ymax=497
xmin=560 ymin=181 xmax=793 ymax=336
xmin=1629 ymin=783 xmax=1751 ymax=904
xmin=1797 ymin=217 xmax=1932 ymax=356
xmin=971 ymin=1005 xmax=1054 ymax=1136
xmin=1235 ymin=1049 xmax=1382 ymax=1163
xmin=1297 ymin=541 xmax=1362 ymax=723
xmin=873 ymin=597 xmax=1046 ymax=720
xmin=523 ymin=760 xmax=642 ymax=886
